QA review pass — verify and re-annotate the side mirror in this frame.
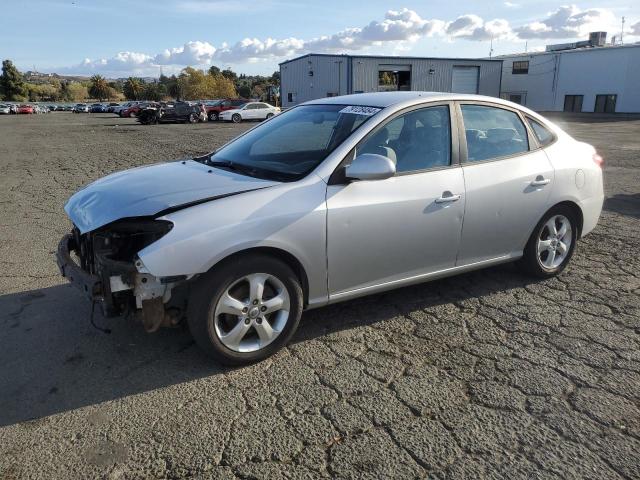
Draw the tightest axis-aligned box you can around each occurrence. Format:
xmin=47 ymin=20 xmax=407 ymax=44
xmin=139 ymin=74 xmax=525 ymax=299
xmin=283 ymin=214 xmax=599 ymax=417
xmin=345 ymin=153 xmax=396 ymax=181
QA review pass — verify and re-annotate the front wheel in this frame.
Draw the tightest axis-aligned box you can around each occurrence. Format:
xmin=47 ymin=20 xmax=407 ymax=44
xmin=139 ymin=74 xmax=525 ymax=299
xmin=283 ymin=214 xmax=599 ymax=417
xmin=231 ymin=113 xmax=242 ymax=123
xmin=519 ymin=205 xmax=578 ymax=278
xmin=129 ymin=111 xmax=136 ymax=118
xmin=208 ymin=112 xmax=218 ymax=121
xmin=266 ymin=113 xmax=274 ymax=119
xmin=188 ymin=113 xmax=198 ymax=124
xmin=187 ymin=254 xmax=303 ymax=365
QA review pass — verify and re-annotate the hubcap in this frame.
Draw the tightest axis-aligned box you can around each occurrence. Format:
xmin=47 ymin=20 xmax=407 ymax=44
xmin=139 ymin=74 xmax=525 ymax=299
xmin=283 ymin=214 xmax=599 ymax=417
xmin=536 ymin=214 xmax=572 ymax=270
xmin=213 ymin=273 xmax=290 ymax=353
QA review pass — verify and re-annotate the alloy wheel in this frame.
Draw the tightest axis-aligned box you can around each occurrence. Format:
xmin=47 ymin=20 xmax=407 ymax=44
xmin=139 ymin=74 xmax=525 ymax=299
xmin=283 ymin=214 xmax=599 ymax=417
xmin=536 ymin=214 xmax=573 ymax=270
xmin=213 ymin=273 xmax=290 ymax=353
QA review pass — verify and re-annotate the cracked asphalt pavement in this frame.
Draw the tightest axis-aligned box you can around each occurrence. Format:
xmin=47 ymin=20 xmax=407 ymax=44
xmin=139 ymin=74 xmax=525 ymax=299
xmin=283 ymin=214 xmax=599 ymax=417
xmin=0 ymin=112 xmax=639 ymax=479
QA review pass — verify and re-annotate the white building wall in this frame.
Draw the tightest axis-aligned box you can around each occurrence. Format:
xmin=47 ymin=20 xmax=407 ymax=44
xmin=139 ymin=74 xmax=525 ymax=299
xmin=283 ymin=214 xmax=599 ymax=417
xmin=500 ymin=45 xmax=640 ymax=113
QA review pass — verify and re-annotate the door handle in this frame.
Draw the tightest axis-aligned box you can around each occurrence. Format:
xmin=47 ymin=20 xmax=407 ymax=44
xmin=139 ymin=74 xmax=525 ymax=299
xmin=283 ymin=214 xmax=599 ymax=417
xmin=435 ymin=192 xmax=462 ymax=203
xmin=530 ymin=176 xmax=551 ymax=187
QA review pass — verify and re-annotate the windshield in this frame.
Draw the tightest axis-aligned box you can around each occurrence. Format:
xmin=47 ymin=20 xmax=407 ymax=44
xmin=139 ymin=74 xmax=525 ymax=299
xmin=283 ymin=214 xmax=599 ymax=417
xmin=207 ymin=104 xmax=378 ymax=181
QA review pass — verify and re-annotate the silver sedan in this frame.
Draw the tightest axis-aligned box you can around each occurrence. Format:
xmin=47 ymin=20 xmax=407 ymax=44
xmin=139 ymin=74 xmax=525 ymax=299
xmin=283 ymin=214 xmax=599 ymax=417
xmin=58 ymin=92 xmax=604 ymax=364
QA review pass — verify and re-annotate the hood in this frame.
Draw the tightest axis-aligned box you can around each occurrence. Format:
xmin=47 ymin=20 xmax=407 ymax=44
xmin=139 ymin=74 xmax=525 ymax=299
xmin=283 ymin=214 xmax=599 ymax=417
xmin=65 ymin=160 xmax=279 ymax=233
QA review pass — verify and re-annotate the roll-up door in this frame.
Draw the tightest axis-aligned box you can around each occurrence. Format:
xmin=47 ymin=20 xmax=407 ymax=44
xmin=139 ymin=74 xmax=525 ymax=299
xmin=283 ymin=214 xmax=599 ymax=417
xmin=452 ymin=66 xmax=479 ymax=94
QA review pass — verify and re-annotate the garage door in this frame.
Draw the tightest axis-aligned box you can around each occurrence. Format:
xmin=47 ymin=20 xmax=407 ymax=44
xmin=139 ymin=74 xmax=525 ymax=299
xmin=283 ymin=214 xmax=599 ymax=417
xmin=452 ymin=66 xmax=479 ymax=94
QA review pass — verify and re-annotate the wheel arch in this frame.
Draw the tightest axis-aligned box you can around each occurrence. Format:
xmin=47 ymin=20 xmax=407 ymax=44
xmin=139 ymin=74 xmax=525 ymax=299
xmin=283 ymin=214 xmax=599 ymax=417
xmin=207 ymin=246 xmax=310 ymax=306
xmin=550 ymin=200 xmax=584 ymax=239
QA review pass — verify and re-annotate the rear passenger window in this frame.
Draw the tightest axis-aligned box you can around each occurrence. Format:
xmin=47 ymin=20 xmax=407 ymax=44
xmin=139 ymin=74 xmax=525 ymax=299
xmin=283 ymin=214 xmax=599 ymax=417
xmin=358 ymin=106 xmax=451 ymax=173
xmin=527 ymin=117 xmax=555 ymax=147
xmin=461 ymin=105 xmax=529 ymax=162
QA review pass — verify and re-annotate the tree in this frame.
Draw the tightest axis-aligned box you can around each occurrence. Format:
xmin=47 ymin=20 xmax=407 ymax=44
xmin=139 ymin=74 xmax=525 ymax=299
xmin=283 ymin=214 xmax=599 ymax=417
xmin=66 ymin=82 xmax=88 ymax=101
xmin=208 ymin=65 xmax=221 ymax=77
xmin=89 ymin=75 xmax=111 ymax=101
xmin=123 ymin=77 xmax=144 ymax=100
xmin=143 ymin=82 xmax=168 ymax=101
xmin=0 ymin=59 xmax=27 ymax=101
xmin=177 ymin=67 xmax=236 ymax=100
xmin=221 ymin=68 xmax=237 ymax=82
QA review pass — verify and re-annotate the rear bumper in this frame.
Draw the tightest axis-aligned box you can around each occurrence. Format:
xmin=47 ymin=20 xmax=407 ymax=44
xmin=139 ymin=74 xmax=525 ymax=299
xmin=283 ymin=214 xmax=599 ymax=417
xmin=56 ymin=234 xmax=102 ymax=301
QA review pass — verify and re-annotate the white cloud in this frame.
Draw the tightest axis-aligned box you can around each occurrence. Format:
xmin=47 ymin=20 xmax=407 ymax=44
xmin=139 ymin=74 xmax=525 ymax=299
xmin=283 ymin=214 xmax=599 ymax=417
xmin=631 ymin=20 xmax=640 ymax=36
xmin=154 ymin=41 xmax=216 ymax=65
xmin=446 ymin=14 xmax=512 ymax=41
xmin=504 ymin=2 xmax=519 ymax=7
xmin=56 ymin=5 xmax=626 ymax=76
xmin=516 ymin=5 xmax=616 ymax=39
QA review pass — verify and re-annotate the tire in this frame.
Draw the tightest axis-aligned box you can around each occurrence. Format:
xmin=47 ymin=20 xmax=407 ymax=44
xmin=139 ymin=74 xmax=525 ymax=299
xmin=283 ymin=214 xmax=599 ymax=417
xmin=187 ymin=254 xmax=304 ymax=365
xmin=186 ymin=113 xmax=197 ymax=124
xmin=266 ymin=113 xmax=274 ymax=119
xmin=209 ymin=112 xmax=218 ymax=121
xmin=519 ymin=205 xmax=578 ymax=278
xmin=232 ymin=113 xmax=242 ymax=123
xmin=129 ymin=111 xmax=136 ymax=118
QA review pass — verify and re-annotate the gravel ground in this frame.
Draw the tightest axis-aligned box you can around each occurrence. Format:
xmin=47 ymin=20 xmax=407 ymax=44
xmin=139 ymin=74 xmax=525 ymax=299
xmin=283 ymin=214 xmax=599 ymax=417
xmin=0 ymin=112 xmax=639 ymax=479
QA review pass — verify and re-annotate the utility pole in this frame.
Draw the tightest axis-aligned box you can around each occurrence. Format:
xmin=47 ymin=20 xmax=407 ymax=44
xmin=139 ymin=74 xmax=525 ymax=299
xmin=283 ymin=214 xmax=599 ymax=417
xmin=489 ymin=37 xmax=494 ymax=59
xmin=621 ymin=16 xmax=625 ymax=45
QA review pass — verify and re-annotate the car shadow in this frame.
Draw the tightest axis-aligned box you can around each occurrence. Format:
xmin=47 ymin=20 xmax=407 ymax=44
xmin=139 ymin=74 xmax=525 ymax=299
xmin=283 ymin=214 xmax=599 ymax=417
xmin=0 ymin=262 xmax=535 ymax=427
xmin=603 ymin=193 xmax=640 ymax=219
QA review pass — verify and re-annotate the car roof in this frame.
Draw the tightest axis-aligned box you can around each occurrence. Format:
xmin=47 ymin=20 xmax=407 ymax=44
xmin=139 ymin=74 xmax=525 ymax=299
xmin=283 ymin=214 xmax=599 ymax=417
xmin=303 ymin=91 xmax=518 ymax=109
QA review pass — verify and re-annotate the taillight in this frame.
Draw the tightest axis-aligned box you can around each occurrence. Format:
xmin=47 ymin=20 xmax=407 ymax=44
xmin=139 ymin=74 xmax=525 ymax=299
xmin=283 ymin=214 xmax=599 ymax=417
xmin=592 ymin=152 xmax=604 ymax=168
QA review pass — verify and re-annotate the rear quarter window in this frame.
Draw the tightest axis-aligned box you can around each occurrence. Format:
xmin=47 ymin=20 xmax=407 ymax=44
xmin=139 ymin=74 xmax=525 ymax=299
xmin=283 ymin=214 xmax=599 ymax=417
xmin=527 ymin=117 xmax=555 ymax=147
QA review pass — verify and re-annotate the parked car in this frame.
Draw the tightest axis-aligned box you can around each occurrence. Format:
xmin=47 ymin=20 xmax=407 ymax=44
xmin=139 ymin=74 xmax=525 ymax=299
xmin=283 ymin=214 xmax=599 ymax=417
xmin=0 ymin=104 xmax=10 ymax=114
xmin=17 ymin=104 xmax=35 ymax=114
xmin=107 ymin=102 xmax=121 ymax=113
xmin=205 ymin=98 xmax=248 ymax=121
xmin=138 ymin=102 xmax=201 ymax=125
xmin=73 ymin=103 xmax=89 ymax=113
xmin=48 ymin=105 xmax=57 ymax=112
xmin=90 ymin=103 xmax=105 ymax=113
xmin=57 ymin=92 xmax=604 ymax=364
xmin=219 ymin=102 xmax=280 ymax=123
xmin=120 ymin=102 xmax=148 ymax=118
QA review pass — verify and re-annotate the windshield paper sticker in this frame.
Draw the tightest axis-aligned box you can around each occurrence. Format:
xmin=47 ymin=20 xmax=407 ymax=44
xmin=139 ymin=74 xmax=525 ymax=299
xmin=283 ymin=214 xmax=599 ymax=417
xmin=339 ymin=106 xmax=381 ymax=116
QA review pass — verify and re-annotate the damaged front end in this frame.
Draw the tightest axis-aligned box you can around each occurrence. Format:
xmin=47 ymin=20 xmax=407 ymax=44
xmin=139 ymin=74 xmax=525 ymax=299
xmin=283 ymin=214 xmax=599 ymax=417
xmin=56 ymin=218 xmax=188 ymax=332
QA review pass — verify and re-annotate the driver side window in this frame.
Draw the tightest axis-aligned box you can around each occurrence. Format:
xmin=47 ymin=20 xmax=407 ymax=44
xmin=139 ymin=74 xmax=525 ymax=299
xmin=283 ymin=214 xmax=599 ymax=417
xmin=358 ymin=106 xmax=451 ymax=173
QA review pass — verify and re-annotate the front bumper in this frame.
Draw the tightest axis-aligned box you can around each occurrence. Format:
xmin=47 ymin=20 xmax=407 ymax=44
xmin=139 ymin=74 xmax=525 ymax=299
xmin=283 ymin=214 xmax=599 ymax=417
xmin=56 ymin=234 xmax=102 ymax=300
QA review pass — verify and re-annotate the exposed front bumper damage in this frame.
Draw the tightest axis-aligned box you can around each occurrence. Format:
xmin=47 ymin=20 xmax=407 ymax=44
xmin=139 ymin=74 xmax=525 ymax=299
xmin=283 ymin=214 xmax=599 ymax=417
xmin=56 ymin=223 xmax=187 ymax=332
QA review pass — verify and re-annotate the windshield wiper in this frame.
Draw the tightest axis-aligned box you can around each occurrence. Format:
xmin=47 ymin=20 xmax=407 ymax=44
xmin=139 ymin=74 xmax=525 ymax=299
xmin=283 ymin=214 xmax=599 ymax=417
xmin=206 ymin=159 xmax=259 ymax=177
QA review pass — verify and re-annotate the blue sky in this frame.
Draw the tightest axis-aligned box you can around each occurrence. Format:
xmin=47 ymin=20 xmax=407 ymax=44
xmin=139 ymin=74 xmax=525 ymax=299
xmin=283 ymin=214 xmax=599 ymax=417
xmin=1 ymin=0 xmax=638 ymax=77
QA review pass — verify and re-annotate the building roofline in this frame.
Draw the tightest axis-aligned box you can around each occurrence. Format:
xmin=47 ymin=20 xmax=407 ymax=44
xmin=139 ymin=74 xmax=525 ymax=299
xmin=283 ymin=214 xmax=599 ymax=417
xmin=494 ymin=42 xmax=640 ymax=59
xmin=279 ymin=52 xmax=503 ymax=66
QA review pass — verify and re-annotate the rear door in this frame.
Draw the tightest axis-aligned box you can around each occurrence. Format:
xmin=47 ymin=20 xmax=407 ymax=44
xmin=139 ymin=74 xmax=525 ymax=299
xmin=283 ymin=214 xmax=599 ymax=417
xmin=456 ymin=102 xmax=554 ymax=265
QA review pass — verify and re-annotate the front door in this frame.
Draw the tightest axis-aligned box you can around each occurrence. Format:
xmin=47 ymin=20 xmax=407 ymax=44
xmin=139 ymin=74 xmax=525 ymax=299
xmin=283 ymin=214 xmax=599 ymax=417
xmin=456 ymin=103 xmax=555 ymax=265
xmin=326 ymin=104 xmax=465 ymax=297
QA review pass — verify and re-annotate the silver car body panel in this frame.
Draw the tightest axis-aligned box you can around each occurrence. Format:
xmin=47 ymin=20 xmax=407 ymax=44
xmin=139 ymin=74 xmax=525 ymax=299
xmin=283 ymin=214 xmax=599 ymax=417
xmin=64 ymin=91 xmax=604 ymax=310
xmin=326 ymin=167 xmax=465 ymax=296
xmin=65 ymin=160 xmax=279 ymax=233
xmin=457 ymin=148 xmax=555 ymax=265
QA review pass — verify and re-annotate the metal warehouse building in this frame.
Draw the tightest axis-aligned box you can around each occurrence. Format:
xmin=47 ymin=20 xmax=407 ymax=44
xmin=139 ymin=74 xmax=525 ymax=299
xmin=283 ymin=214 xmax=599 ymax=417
xmin=499 ymin=33 xmax=640 ymax=113
xmin=279 ymin=54 xmax=503 ymax=108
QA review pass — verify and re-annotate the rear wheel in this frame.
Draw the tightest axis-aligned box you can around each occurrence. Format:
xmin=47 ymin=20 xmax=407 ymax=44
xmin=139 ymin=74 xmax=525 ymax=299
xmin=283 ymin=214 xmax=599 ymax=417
xmin=129 ymin=111 xmax=136 ymax=118
xmin=187 ymin=254 xmax=303 ymax=365
xmin=519 ymin=205 xmax=577 ymax=278
xmin=188 ymin=113 xmax=198 ymax=124
xmin=266 ymin=113 xmax=274 ymax=119
xmin=209 ymin=111 xmax=218 ymax=121
xmin=232 ymin=113 xmax=242 ymax=123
